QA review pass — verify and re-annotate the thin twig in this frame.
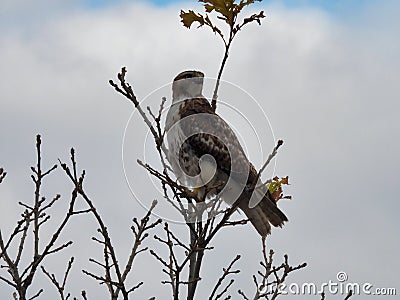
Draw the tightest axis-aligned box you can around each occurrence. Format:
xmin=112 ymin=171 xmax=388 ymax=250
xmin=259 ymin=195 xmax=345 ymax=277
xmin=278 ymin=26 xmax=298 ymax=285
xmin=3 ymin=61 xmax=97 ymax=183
xmin=344 ymin=290 xmax=353 ymax=300
xmin=28 ymin=289 xmax=43 ymax=300
xmin=41 ymin=257 xmax=74 ymax=300
xmin=209 ymin=255 xmax=241 ymax=300
xmin=256 ymin=140 xmax=284 ymax=183
xmin=0 ymin=167 xmax=7 ymax=183
xmin=109 ymin=68 xmax=166 ymax=153
xmin=0 ymin=135 xmax=79 ymax=299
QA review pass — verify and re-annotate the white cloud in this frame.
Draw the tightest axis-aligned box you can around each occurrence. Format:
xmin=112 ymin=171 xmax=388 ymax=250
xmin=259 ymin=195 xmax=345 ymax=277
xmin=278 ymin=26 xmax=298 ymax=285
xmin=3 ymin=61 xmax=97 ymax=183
xmin=0 ymin=1 xmax=399 ymax=298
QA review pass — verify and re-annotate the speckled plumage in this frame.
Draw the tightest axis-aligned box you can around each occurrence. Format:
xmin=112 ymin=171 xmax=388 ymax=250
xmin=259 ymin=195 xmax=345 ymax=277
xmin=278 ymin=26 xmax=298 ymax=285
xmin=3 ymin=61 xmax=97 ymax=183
xmin=165 ymin=71 xmax=287 ymax=236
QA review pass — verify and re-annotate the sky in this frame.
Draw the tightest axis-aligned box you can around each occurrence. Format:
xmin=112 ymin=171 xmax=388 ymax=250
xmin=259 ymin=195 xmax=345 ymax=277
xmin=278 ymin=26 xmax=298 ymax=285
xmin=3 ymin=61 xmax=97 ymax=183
xmin=0 ymin=0 xmax=399 ymax=299
xmin=84 ymin=0 xmax=385 ymax=17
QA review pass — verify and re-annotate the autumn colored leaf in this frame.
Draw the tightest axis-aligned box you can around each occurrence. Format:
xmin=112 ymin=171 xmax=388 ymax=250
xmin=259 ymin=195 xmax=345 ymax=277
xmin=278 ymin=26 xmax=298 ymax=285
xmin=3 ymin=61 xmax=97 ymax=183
xmin=268 ymin=181 xmax=280 ymax=194
xmin=281 ymin=176 xmax=289 ymax=185
xmin=267 ymin=176 xmax=291 ymax=202
xmin=235 ymin=0 xmax=261 ymax=14
xmin=204 ymin=4 xmax=214 ymax=13
xmin=181 ymin=0 xmax=266 ymax=37
xmin=243 ymin=11 xmax=265 ymax=26
xmin=180 ymin=10 xmax=205 ymax=28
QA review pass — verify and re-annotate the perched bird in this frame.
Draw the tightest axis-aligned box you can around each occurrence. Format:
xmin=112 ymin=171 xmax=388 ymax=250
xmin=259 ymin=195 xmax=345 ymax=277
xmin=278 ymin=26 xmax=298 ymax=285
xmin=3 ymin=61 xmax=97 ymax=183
xmin=165 ymin=70 xmax=287 ymax=236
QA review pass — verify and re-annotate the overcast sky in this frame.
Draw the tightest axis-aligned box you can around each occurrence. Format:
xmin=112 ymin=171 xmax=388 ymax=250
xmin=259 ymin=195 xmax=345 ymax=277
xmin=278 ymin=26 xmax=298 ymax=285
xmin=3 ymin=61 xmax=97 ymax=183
xmin=0 ymin=0 xmax=399 ymax=299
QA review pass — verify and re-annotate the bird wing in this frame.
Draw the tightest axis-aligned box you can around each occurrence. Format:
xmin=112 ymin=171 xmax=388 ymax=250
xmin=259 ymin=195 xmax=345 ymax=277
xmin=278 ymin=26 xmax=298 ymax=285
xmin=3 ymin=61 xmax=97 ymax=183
xmin=178 ymin=97 xmax=255 ymax=184
xmin=178 ymin=97 xmax=288 ymax=236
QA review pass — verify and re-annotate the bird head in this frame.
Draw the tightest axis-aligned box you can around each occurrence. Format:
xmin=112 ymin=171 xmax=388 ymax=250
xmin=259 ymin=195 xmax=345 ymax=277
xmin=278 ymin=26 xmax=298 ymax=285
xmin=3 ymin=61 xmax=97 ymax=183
xmin=172 ymin=70 xmax=204 ymax=102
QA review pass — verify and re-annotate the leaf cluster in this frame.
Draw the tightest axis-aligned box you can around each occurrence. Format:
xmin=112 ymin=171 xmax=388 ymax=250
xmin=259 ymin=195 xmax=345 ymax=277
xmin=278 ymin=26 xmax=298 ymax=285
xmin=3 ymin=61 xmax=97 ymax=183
xmin=268 ymin=176 xmax=292 ymax=202
xmin=180 ymin=0 xmax=265 ymax=45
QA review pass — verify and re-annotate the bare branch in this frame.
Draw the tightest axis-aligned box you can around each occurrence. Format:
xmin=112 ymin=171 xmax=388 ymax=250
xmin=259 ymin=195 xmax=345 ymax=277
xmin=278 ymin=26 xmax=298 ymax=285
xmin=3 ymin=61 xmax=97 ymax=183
xmin=109 ymin=68 xmax=165 ymax=152
xmin=0 ymin=167 xmax=6 ymax=183
xmin=15 ymin=212 xmax=30 ymax=266
xmin=238 ymin=289 xmax=250 ymax=300
xmin=257 ymin=140 xmax=284 ymax=181
xmin=82 ymin=269 xmax=120 ymax=287
xmin=81 ymin=290 xmax=88 ymax=300
xmin=0 ymin=136 xmax=82 ymax=299
xmin=60 ymin=148 xmax=130 ymax=298
xmin=344 ymin=290 xmax=353 ymax=300
xmin=252 ymin=238 xmax=307 ymax=300
xmin=0 ymin=274 xmax=17 ymax=288
xmin=39 ymin=194 xmax=61 ymax=214
xmin=28 ymin=288 xmax=43 ymax=300
xmin=60 ymin=149 xmax=160 ymax=299
xmin=41 ymin=256 xmax=74 ymax=300
xmin=42 ymin=164 xmax=58 ymax=177
xmin=209 ymin=255 xmax=241 ymax=300
xmin=47 ymin=241 xmax=73 ymax=255
xmin=117 ymin=200 xmax=161 ymax=295
xmin=127 ymin=281 xmax=144 ymax=294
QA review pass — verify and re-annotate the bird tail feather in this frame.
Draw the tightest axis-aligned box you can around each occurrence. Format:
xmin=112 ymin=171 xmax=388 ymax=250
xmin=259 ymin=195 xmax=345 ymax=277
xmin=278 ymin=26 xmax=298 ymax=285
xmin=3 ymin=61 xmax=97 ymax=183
xmin=238 ymin=191 xmax=288 ymax=236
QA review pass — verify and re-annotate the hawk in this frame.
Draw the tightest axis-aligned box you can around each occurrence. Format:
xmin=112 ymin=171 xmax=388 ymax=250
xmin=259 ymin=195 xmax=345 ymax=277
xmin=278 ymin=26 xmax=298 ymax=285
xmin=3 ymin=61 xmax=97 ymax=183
xmin=165 ymin=70 xmax=287 ymax=236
